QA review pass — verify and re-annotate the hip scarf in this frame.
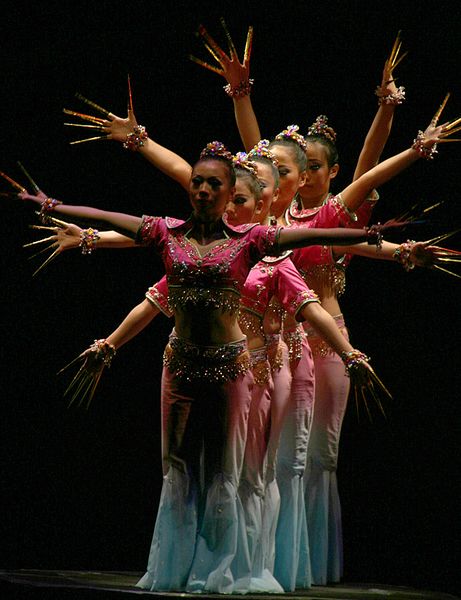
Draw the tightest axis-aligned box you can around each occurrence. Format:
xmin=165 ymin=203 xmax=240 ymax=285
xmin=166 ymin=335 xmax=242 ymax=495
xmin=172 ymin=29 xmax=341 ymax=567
xmin=163 ymin=330 xmax=250 ymax=383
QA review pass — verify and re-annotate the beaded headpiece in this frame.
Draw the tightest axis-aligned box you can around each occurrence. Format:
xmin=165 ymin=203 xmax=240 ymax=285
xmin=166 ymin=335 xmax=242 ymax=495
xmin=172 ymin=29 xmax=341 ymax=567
xmin=199 ymin=141 xmax=233 ymax=161
xmin=306 ymin=115 xmax=337 ymax=144
xmin=233 ymin=151 xmax=258 ymax=176
xmin=247 ymin=139 xmax=279 ymax=167
xmin=274 ymin=125 xmax=307 ymax=151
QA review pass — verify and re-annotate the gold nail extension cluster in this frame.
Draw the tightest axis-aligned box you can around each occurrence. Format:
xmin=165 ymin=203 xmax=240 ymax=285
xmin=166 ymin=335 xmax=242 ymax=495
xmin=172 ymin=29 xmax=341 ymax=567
xmin=189 ymin=19 xmax=253 ymax=76
xmin=63 ymin=92 xmax=112 ymax=145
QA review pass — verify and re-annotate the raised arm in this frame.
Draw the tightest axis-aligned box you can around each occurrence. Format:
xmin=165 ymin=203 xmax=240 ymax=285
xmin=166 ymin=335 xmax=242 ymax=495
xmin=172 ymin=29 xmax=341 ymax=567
xmin=353 ymin=33 xmax=407 ymax=180
xmin=104 ymin=111 xmax=192 ymax=190
xmin=64 ymin=90 xmax=192 ymax=190
xmin=191 ymin=21 xmax=261 ymax=151
xmin=340 ymin=111 xmax=459 ymax=213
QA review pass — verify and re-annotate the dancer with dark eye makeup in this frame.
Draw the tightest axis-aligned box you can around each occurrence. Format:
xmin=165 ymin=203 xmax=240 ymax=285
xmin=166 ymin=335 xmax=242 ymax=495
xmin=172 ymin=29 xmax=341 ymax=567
xmin=16 ymin=141 xmax=389 ymax=593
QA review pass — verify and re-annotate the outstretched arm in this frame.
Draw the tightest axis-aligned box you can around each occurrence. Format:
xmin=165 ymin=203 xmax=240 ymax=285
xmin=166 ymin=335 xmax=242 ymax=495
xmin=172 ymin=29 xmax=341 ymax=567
xmin=103 ymin=299 xmax=161 ymax=350
xmin=65 ymin=91 xmax=192 ymax=190
xmin=18 ymin=193 xmax=141 ymax=238
xmin=277 ymin=224 xmax=376 ymax=251
xmin=333 ymin=240 xmax=446 ymax=269
xmin=103 ymin=109 xmax=192 ymax=190
xmin=340 ymin=115 xmax=455 ymax=213
xmin=63 ymin=297 xmax=162 ymax=408
xmin=299 ymin=302 xmax=356 ymax=357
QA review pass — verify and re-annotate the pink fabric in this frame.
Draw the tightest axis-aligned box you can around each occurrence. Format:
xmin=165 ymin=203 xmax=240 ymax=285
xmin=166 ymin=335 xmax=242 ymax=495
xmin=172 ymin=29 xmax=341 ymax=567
xmin=241 ymin=255 xmax=319 ymax=319
xmin=137 ymin=215 xmax=280 ymax=296
xmin=145 ymin=275 xmax=172 ymax=317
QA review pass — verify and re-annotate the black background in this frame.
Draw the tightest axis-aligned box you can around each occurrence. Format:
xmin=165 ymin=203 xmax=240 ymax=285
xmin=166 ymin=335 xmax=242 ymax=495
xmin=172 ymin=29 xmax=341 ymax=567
xmin=1 ymin=0 xmax=460 ymax=595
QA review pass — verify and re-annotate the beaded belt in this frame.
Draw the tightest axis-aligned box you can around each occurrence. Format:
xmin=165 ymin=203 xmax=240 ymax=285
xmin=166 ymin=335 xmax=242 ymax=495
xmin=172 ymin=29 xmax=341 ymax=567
xmin=303 ymin=314 xmax=348 ymax=358
xmin=163 ymin=331 xmax=250 ymax=383
xmin=265 ymin=333 xmax=285 ymax=372
xmin=282 ymin=327 xmax=305 ymax=362
xmin=250 ymin=346 xmax=271 ymax=386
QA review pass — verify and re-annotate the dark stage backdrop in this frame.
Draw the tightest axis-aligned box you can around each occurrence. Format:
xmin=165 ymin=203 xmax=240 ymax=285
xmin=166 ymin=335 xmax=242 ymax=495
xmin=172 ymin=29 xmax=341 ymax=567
xmin=1 ymin=0 xmax=460 ymax=595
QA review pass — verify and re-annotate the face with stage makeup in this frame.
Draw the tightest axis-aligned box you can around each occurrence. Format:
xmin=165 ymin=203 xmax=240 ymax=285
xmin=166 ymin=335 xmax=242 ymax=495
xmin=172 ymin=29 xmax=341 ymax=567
xmin=225 ymin=169 xmax=263 ymax=225
xmin=189 ymin=159 xmax=235 ymax=222
xmin=267 ymin=142 xmax=307 ymax=218
xmin=297 ymin=140 xmax=339 ymax=206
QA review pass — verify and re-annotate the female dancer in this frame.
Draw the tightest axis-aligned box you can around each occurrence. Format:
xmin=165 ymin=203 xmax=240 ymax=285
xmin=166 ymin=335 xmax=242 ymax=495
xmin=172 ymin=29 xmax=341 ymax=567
xmin=186 ymin=26 xmax=461 ymax=585
xmin=17 ymin=143 xmax=384 ymax=593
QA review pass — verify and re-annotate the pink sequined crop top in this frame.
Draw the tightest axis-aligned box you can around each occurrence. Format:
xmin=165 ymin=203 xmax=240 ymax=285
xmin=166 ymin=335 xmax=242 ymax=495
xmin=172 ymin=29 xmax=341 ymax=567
xmin=137 ymin=215 xmax=280 ymax=314
xmin=145 ymin=275 xmax=172 ymax=317
xmin=286 ymin=192 xmax=377 ymax=296
xmin=239 ymin=252 xmax=319 ymax=337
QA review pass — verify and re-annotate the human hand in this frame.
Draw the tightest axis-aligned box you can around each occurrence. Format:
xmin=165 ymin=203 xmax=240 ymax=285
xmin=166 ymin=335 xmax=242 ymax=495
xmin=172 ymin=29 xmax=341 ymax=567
xmin=59 ymin=339 xmax=116 ymax=408
xmin=24 ymin=221 xmax=83 ymax=276
xmin=191 ymin=19 xmax=253 ymax=93
xmin=63 ymin=82 xmax=145 ymax=147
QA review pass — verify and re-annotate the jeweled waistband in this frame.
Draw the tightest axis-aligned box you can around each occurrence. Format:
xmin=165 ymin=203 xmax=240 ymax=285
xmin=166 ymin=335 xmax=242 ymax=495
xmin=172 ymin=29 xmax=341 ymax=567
xmin=250 ymin=346 xmax=271 ymax=386
xmin=163 ymin=331 xmax=250 ymax=383
xmin=282 ymin=327 xmax=305 ymax=362
xmin=265 ymin=333 xmax=285 ymax=372
xmin=303 ymin=314 xmax=348 ymax=358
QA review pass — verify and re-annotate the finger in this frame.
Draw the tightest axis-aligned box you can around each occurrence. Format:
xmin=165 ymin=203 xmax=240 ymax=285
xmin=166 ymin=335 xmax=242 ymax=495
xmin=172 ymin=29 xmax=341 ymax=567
xmin=220 ymin=17 xmax=238 ymax=59
xmin=32 ymin=247 xmax=60 ymax=277
xmin=17 ymin=162 xmax=41 ymax=194
xmin=69 ymin=135 xmax=109 ymax=145
xmin=431 ymin=93 xmax=450 ymax=126
xmin=0 ymin=170 xmax=27 ymax=193
xmin=75 ymin=93 xmax=112 ymax=118
xmin=23 ymin=235 xmax=56 ymax=248
xmin=244 ymin=26 xmax=253 ymax=65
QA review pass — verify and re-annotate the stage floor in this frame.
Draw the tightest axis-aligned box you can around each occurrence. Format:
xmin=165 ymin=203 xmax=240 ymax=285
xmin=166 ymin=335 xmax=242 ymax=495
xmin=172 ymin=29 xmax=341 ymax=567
xmin=0 ymin=570 xmax=458 ymax=600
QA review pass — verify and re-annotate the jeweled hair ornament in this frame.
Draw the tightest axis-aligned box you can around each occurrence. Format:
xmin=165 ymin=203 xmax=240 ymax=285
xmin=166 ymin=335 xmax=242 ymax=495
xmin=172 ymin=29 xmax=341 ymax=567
xmin=274 ymin=125 xmax=308 ymax=151
xmin=200 ymin=141 xmax=233 ymax=161
xmin=232 ymin=152 xmax=257 ymax=175
xmin=306 ymin=115 xmax=337 ymax=144
xmin=247 ymin=139 xmax=279 ymax=166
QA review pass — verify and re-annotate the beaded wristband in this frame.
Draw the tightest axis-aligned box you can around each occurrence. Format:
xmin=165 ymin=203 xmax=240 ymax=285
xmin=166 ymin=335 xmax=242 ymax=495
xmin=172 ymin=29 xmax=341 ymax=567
xmin=79 ymin=227 xmax=100 ymax=255
xmin=341 ymin=349 xmax=369 ymax=375
xmin=375 ymin=85 xmax=406 ymax=105
xmin=123 ymin=125 xmax=148 ymax=151
xmin=89 ymin=338 xmax=116 ymax=366
xmin=366 ymin=224 xmax=383 ymax=249
xmin=412 ymin=131 xmax=438 ymax=160
xmin=393 ymin=240 xmax=416 ymax=271
xmin=223 ymin=78 xmax=254 ymax=98
xmin=39 ymin=197 xmax=63 ymax=224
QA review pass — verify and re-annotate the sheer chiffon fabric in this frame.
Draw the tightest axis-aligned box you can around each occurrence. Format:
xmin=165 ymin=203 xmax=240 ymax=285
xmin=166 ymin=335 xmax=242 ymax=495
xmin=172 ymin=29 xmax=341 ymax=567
xmin=274 ymin=336 xmax=315 ymax=591
xmin=303 ymin=321 xmax=350 ymax=584
xmin=137 ymin=355 xmax=255 ymax=593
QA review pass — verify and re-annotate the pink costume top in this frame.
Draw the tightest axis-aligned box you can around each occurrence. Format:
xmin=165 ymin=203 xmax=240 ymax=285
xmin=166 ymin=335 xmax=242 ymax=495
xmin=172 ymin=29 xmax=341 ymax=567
xmin=146 ymin=275 xmax=173 ymax=317
xmin=136 ymin=215 xmax=281 ymax=315
xmin=286 ymin=192 xmax=378 ymax=297
xmin=239 ymin=252 xmax=319 ymax=365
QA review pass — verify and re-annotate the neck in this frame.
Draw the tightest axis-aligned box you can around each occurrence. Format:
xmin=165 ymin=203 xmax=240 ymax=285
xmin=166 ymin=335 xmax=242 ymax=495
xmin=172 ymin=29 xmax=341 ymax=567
xmin=189 ymin=214 xmax=224 ymax=243
xmin=298 ymin=191 xmax=330 ymax=209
